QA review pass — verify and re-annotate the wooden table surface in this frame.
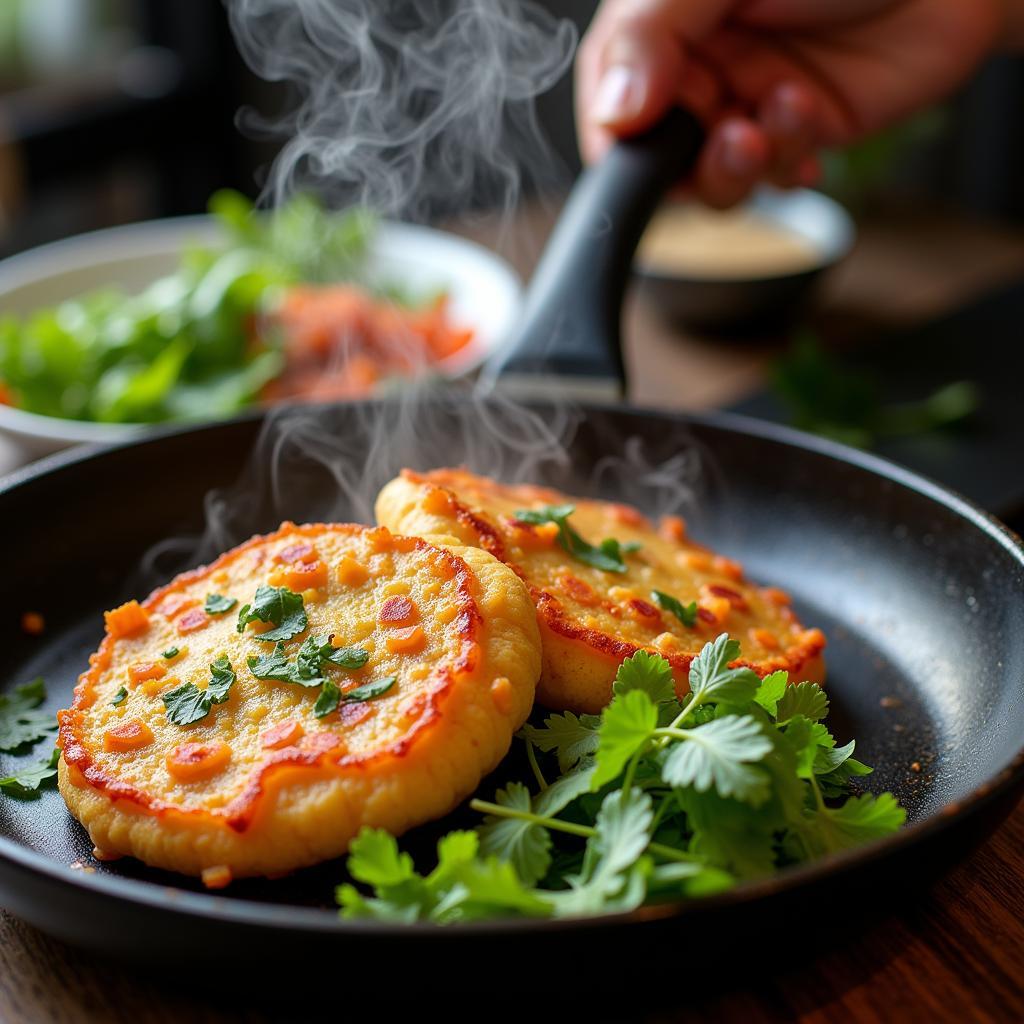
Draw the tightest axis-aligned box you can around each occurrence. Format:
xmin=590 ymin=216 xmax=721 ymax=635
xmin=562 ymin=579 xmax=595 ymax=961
xmin=2 ymin=203 xmax=1024 ymax=1023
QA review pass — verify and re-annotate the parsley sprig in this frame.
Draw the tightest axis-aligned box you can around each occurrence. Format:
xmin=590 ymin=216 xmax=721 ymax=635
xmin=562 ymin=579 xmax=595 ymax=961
xmin=338 ymin=635 xmax=903 ymax=922
xmin=513 ymin=504 xmax=640 ymax=573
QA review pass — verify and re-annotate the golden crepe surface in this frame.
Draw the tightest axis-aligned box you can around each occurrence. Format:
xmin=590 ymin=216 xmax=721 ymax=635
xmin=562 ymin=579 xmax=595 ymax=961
xmin=57 ymin=522 xmax=540 ymax=883
xmin=376 ymin=469 xmax=825 ymax=714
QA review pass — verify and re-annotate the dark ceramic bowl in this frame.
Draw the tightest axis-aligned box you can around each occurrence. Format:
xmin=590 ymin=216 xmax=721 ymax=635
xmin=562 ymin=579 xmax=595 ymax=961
xmin=634 ymin=188 xmax=856 ymax=336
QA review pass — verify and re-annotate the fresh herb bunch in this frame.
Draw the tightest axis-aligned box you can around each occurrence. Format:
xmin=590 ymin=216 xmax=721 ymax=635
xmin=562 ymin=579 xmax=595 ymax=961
xmin=337 ymin=635 xmax=904 ymax=923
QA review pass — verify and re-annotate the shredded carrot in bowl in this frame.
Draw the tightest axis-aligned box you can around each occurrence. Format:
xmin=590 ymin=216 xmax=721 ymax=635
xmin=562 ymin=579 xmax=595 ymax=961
xmin=260 ymin=286 xmax=475 ymax=403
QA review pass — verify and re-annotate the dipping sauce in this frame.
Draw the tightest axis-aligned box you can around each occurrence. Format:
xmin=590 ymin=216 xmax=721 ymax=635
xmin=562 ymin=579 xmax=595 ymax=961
xmin=637 ymin=204 xmax=822 ymax=279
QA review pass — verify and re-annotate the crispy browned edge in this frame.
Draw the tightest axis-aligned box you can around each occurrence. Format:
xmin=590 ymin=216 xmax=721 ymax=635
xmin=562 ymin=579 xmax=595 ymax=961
xmin=399 ymin=469 xmax=826 ymax=686
xmin=57 ymin=522 xmax=483 ymax=833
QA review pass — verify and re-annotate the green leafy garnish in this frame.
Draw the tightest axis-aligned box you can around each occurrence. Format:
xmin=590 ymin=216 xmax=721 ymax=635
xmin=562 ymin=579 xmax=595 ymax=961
xmin=162 ymin=647 xmax=180 ymax=660
xmin=651 ymin=590 xmax=697 ymax=628
xmin=236 ymin=585 xmax=308 ymax=642
xmin=313 ymin=675 xmax=396 ymax=719
xmin=338 ymin=636 xmax=905 ymax=922
xmin=204 ymin=593 xmax=237 ymax=615
xmin=0 ymin=748 xmax=60 ymax=799
xmin=324 ymin=646 xmax=371 ymax=670
xmin=246 ymin=635 xmax=370 ymax=697
xmin=513 ymin=504 xmax=638 ymax=573
xmin=344 ymin=677 xmax=397 ymax=702
xmin=111 ymin=686 xmax=129 ymax=707
xmin=313 ymin=681 xmax=341 ymax=718
xmin=0 ymin=678 xmax=57 ymax=753
xmin=162 ymin=657 xmax=236 ymax=726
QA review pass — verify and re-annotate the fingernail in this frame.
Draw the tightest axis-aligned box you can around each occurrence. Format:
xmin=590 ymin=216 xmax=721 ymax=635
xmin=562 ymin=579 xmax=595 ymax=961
xmin=593 ymin=64 xmax=643 ymax=124
xmin=719 ymin=123 xmax=758 ymax=177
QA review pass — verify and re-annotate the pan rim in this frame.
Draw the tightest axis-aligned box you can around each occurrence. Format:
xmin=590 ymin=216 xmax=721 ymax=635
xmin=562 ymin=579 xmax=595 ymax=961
xmin=2 ymin=401 xmax=1023 ymax=939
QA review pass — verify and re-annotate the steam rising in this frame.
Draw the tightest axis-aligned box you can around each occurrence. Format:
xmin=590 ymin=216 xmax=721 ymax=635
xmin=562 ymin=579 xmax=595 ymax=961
xmin=136 ymin=0 xmax=707 ymax=586
xmin=229 ymin=0 xmax=577 ymax=220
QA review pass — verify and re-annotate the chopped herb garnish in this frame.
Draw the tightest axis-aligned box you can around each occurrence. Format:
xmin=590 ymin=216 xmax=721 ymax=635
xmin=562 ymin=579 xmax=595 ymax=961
xmin=247 ymin=642 xmax=297 ymax=683
xmin=204 ymin=593 xmax=237 ymax=615
xmin=0 ymin=678 xmax=57 ymax=753
xmin=338 ymin=635 xmax=905 ymax=923
xmin=163 ymin=657 xmax=236 ymax=726
xmin=314 ymin=680 xmax=340 ymax=718
xmin=514 ymin=505 xmax=639 ymax=573
xmin=246 ymin=636 xmax=369 ymax=690
xmin=111 ymin=686 xmax=129 ymax=707
xmin=294 ymin=635 xmax=330 ymax=686
xmin=324 ymin=646 xmax=371 ymax=670
xmin=313 ymin=675 xmax=396 ymax=719
xmin=0 ymin=747 xmax=60 ymax=799
xmin=162 ymin=647 xmax=180 ymax=660
xmin=236 ymin=585 xmax=307 ymax=641
xmin=344 ymin=676 xmax=397 ymax=703
xmin=651 ymin=589 xmax=698 ymax=628
xmin=208 ymin=656 xmax=236 ymax=702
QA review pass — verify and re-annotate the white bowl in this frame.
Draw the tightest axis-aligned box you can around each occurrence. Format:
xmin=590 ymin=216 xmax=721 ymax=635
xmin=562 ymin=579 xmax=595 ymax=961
xmin=0 ymin=215 xmax=523 ymax=461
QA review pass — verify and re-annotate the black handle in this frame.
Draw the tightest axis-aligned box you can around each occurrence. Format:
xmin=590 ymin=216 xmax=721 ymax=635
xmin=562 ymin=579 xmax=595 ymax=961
xmin=493 ymin=108 xmax=705 ymax=395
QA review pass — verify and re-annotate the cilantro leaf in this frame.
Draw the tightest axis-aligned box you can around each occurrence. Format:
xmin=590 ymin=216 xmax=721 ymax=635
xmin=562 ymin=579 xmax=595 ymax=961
xmin=204 ymin=593 xmax=237 ymax=615
xmin=163 ymin=658 xmax=235 ymax=725
xmin=111 ymin=686 xmax=129 ymax=707
xmin=324 ymin=646 xmax=370 ymax=670
xmin=314 ymin=680 xmax=340 ymax=718
xmin=754 ymin=670 xmax=788 ymax=716
xmin=591 ymin=689 xmax=657 ymax=790
xmin=804 ymin=793 xmax=906 ymax=854
xmin=339 ymin=828 xmax=551 ymax=923
xmin=777 ymin=681 xmax=829 ymax=723
xmin=662 ymin=715 xmax=774 ymax=804
xmin=477 ymin=782 xmax=552 ymax=885
xmin=0 ymin=678 xmax=57 ymax=753
xmin=346 ymin=827 xmax=416 ymax=888
xmin=294 ymin=635 xmax=329 ymax=686
xmin=521 ymin=712 xmax=601 ymax=773
xmin=688 ymin=634 xmax=761 ymax=706
xmin=513 ymin=504 xmax=635 ymax=573
xmin=247 ymin=642 xmax=296 ymax=683
xmin=236 ymin=585 xmax=307 ymax=641
xmin=533 ymin=763 xmax=596 ymax=818
xmin=162 ymin=683 xmax=211 ymax=726
xmin=0 ymin=747 xmax=60 ymax=798
xmin=651 ymin=590 xmax=697 ymax=628
xmin=345 ymin=677 xmax=396 ymax=702
xmin=208 ymin=657 xmax=236 ymax=703
xmin=548 ymin=788 xmax=654 ymax=916
xmin=612 ymin=649 xmax=677 ymax=704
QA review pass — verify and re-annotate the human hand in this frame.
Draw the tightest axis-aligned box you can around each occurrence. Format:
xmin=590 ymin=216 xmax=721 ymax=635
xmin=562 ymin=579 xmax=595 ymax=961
xmin=576 ymin=0 xmax=1002 ymax=207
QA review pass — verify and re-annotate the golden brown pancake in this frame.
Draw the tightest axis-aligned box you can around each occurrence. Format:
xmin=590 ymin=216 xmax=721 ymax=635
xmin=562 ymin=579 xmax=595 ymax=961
xmin=58 ymin=521 xmax=540 ymax=884
xmin=376 ymin=469 xmax=825 ymax=713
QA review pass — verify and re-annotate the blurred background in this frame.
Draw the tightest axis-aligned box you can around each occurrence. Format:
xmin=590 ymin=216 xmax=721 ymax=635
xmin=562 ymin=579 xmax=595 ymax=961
xmin=0 ymin=0 xmax=1022 ymax=520
xmin=1 ymin=0 xmax=1023 ymax=249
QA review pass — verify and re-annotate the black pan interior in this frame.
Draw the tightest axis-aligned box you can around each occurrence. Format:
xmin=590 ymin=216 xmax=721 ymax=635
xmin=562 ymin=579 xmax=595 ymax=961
xmin=2 ymin=401 xmax=1023 ymax=925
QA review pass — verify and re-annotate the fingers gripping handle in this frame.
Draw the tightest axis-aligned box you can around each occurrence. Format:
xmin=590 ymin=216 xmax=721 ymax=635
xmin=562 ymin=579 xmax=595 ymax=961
xmin=495 ymin=108 xmax=705 ymax=394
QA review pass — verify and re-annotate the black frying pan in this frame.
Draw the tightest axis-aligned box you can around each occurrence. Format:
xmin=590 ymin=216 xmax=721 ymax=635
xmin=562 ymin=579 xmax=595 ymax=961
xmin=1 ymin=112 xmax=1022 ymax=981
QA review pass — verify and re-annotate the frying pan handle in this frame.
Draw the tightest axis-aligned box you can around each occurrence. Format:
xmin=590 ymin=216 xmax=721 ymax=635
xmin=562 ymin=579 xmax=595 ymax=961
xmin=495 ymin=107 xmax=705 ymax=394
